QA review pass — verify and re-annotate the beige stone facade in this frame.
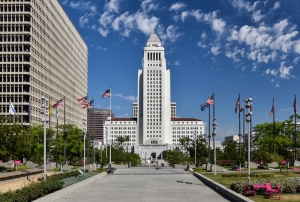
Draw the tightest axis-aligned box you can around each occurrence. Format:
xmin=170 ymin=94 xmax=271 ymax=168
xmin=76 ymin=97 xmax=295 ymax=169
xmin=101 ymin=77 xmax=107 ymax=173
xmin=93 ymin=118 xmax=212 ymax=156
xmin=0 ymin=0 xmax=88 ymax=127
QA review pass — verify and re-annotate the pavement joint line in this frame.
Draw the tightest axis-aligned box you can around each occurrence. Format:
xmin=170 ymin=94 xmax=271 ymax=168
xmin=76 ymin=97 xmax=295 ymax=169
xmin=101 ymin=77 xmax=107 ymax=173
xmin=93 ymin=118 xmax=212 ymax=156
xmin=173 ymin=173 xmax=192 ymax=202
xmin=143 ymin=175 xmax=151 ymax=202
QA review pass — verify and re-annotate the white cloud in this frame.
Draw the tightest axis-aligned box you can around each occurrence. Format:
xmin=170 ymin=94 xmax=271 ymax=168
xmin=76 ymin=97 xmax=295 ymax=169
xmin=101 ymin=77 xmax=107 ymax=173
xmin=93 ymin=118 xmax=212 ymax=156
xmin=70 ymin=1 xmax=92 ymax=10
xmin=252 ymin=65 xmax=257 ymax=72
xmin=115 ymin=106 xmax=121 ymax=109
xmin=279 ymin=62 xmax=293 ymax=79
xmin=141 ymin=0 xmax=158 ymax=13
xmin=197 ymin=41 xmax=207 ymax=48
xmin=174 ymin=61 xmax=180 ymax=66
xmin=276 ymin=83 xmax=280 ymax=87
xmin=272 ymin=2 xmax=281 ymax=11
xmin=169 ymin=2 xmax=186 ymax=11
xmin=104 ymin=0 xmax=121 ymax=13
xmin=190 ymin=10 xmax=226 ymax=34
xmin=181 ymin=11 xmax=189 ymax=22
xmin=135 ymin=12 xmax=159 ymax=36
xmin=79 ymin=15 xmax=89 ymax=28
xmin=227 ymin=19 xmax=300 ymax=64
xmin=252 ymin=10 xmax=265 ymax=22
xmin=201 ymin=32 xmax=207 ymax=39
xmin=113 ymin=94 xmax=137 ymax=101
xmin=157 ymin=25 xmax=182 ymax=43
xmin=98 ymin=27 xmax=109 ymax=37
xmin=226 ymin=47 xmax=244 ymax=62
xmin=265 ymin=68 xmax=278 ymax=76
xmin=99 ymin=11 xmax=115 ymax=27
xmin=211 ymin=45 xmax=221 ymax=55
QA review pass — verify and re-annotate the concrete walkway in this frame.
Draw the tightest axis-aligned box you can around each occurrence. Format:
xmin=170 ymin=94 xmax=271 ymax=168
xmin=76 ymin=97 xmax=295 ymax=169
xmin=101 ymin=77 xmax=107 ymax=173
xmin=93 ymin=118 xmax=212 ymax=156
xmin=56 ymin=167 xmax=229 ymax=202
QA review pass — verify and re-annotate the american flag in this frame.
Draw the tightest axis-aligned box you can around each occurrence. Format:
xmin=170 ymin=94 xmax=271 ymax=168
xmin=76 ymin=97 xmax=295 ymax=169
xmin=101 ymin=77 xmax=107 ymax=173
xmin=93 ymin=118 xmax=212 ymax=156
xmin=240 ymin=102 xmax=244 ymax=112
xmin=269 ymin=105 xmax=274 ymax=117
xmin=294 ymin=96 xmax=297 ymax=113
xmin=102 ymin=89 xmax=110 ymax=98
xmin=206 ymin=94 xmax=214 ymax=105
xmin=52 ymin=99 xmax=64 ymax=108
xmin=200 ymin=102 xmax=209 ymax=111
xmin=77 ymin=96 xmax=88 ymax=106
xmin=234 ymin=96 xmax=240 ymax=114
xmin=82 ymin=100 xmax=93 ymax=109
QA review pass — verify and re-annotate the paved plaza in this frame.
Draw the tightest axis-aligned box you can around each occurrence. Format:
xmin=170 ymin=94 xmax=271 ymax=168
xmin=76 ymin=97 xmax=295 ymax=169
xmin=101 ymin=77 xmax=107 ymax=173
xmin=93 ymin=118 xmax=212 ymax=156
xmin=56 ymin=167 xmax=229 ymax=202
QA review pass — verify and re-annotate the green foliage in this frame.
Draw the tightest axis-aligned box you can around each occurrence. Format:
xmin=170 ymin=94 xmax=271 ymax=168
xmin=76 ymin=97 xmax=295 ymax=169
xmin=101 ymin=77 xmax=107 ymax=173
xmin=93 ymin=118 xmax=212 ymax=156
xmin=61 ymin=172 xmax=98 ymax=188
xmin=38 ymin=170 xmax=83 ymax=181
xmin=0 ymin=180 xmax=63 ymax=202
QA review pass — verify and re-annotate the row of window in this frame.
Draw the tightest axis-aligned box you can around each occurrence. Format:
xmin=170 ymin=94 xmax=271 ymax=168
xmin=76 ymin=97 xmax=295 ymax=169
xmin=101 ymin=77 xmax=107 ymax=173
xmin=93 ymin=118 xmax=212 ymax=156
xmin=147 ymin=64 xmax=161 ymax=67
xmin=147 ymin=52 xmax=161 ymax=61
xmin=146 ymin=99 xmax=161 ymax=103
xmin=109 ymin=127 xmax=136 ymax=130
xmin=110 ymin=131 xmax=136 ymax=134
xmin=0 ymin=32 xmax=30 ymax=43
xmin=147 ymin=135 xmax=161 ymax=138
xmin=0 ymin=5 xmax=30 ymax=13
xmin=147 ymin=70 xmax=161 ymax=73
xmin=172 ymin=127 xmax=202 ymax=130
xmin=0 ymin=44 xmax=30 ymax=52
xmin=172 ymin=131 xmax=200 ymax=134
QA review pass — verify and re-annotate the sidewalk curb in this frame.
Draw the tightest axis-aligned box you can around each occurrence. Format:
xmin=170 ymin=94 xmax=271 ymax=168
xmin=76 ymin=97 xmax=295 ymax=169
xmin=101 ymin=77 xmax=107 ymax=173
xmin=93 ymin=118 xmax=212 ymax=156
xmin=34 ymin=172 xmax=107 ymax=202
xmin=193 ymin=172 xmax=254 ymax=202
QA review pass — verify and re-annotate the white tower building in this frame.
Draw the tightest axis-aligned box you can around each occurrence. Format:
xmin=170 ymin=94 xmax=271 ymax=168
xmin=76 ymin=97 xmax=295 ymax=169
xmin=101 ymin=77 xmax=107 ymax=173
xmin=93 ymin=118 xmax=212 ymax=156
xmin=137 ymin=33 xmax=171 ymax=145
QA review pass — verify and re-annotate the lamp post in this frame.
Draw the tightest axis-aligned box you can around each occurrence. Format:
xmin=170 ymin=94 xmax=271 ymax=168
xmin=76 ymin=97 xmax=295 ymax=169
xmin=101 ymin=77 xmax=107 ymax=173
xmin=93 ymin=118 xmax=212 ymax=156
xmin=83 ymin=119 xmax=87 ymax=173
xmin=194 ymin=128 xmax=197 ymax=166
xmin=212 ymin=117 xmax=217 ymax=175
xmin=245 ymin=96 xmax=252 ymax=182
xmin=41 ymin=96 xmax=49 ymax=181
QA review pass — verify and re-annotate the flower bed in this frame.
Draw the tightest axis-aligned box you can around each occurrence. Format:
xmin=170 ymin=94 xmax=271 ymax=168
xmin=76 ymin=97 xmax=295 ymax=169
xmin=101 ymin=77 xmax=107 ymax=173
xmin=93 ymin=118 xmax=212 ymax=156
xmin=230 ymin=177 xmax=300 ymax=194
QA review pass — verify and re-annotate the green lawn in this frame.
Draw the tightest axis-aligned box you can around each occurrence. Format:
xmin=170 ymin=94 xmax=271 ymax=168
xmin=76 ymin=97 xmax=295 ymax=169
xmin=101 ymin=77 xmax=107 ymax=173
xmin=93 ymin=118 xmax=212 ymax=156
xmin=201 ymin=171 xmax=299 ymax=202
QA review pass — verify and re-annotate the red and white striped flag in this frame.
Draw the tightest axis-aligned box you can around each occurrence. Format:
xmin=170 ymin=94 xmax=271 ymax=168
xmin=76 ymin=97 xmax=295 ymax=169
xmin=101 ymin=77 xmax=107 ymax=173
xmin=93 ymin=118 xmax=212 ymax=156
xmin=52 ymin=99 xmax=64 ymax=108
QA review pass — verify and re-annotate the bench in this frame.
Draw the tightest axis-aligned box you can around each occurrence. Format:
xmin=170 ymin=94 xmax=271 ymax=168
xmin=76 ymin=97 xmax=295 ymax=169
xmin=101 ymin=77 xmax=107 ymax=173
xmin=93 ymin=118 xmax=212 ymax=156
xmin=292 ymin=167 xmax=300 ymax=175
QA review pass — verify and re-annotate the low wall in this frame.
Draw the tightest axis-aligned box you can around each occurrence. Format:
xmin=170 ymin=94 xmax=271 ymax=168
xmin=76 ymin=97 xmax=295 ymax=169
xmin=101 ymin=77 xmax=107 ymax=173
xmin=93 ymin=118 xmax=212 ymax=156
xmin=34 ymin=172 xmax=107 ymax=202
xmin=193 ymin=172 xmax=253 ymax=202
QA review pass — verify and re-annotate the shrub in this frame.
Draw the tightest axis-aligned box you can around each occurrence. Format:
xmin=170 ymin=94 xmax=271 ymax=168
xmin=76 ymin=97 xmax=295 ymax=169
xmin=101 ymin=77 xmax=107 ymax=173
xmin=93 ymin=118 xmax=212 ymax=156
xmin=0 ymin=180 xmax=63 ymax=201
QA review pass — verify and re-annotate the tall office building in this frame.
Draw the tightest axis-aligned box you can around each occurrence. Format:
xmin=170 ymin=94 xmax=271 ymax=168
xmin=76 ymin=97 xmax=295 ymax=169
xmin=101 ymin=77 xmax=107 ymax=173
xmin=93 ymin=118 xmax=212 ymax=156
xmin=87 ymin=108 xmax=114 ymax=141
xmin=0 ymin=0 xmax=88 ymax=127
xmin=104 ymin=33 xmax=204 ymax=160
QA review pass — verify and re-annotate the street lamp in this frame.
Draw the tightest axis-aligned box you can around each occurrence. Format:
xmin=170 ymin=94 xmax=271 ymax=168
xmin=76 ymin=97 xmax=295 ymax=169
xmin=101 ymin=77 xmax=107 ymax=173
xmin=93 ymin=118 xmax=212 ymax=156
xmin=194 ymin=128 xmax=197 ymax=166
xmin=83 ymin=119 xmax=87 ymax=173
xmin=105 ymin=127 xmax=108 ymax=158
xmin=245 ymin=96 xmax=252 ymax=182
xmin=41 ymin=96 xmax=49 ymax=181
xmin=212 ymin=117 xmax=217 ymax=175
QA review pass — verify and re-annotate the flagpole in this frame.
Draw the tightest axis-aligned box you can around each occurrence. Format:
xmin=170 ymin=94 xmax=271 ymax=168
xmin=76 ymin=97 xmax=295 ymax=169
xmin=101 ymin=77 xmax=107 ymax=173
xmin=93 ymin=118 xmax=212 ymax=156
xmin=212 ymin=92 xmax=217 ymax=175
xmin=63 ymin=96 xmax=66 ymax=165
xmin=208 ymin=105 xmax=211 ymax=164
xmin=48 ymin=96 xmax=51 ymax=162
xmin=109 ymin=84 xmax=112 ymax=165
xmin=238 ymin=93 xmax=241 ymax=156
xmin=294 ymin=93 xmax=297 ymax=162
xmin=243 ymin=99 xmax=245 ymax=160
xmin=29 ymin=99 xmax=32 ymax=159
xmin=273 ymin=97 xmax=275 ymax=155
xmin=92 ymin=97 xmax=95 ymax=168
xmin=56 ymin=107 xmax=58 ymax=168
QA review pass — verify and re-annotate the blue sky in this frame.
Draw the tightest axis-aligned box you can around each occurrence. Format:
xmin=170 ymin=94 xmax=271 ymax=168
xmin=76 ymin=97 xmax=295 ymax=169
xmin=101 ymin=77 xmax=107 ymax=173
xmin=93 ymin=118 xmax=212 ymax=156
xmin=60 ymin=0 xmax=300 ymax=141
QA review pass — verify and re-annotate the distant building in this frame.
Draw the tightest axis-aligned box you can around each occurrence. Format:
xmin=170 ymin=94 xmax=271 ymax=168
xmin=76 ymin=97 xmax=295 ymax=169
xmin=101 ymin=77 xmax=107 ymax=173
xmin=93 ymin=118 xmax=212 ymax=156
xmin=224 ymin=135 xmax=240 ymax=142
xmin=87 ymin=108 xmax=114 ymax=141
xmin=206 ymin=141 xmax=223 ymax=150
